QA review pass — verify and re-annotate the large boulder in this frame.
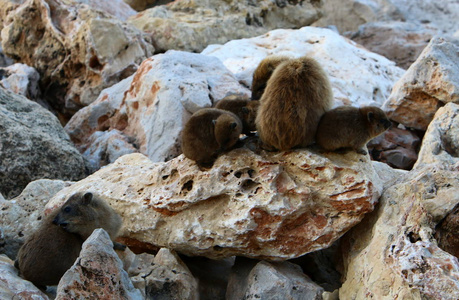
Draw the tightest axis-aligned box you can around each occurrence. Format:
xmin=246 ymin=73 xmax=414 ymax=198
xmin=46 ymin=142 xmax=401 ymax=260
xmin=340 ymin=103 xmax=459 ymax=299
xmin=65 ymin=50 xmax=249 ymax=171
xmin=0 ymin=0 xmax=153 ymax=119
xmin=383 ymin=36 xmax=459 ymax=130
xmin=128 ymin=0 xmax=323 ymax=53
xmin=0 ymin=87 xmax=85 ymax=199
xmin=202 ymin=26 xmax=405 ymax=108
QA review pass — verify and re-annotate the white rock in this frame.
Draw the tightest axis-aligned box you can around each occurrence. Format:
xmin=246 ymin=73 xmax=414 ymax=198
xmin=0 ymin=63 xmax=40 ymax=100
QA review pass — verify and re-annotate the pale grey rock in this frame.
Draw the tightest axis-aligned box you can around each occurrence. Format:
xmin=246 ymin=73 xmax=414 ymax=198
xmin=0 ymin=179 xmax=73 ymax=259
xmin=71 ymin=0 xmax=137 ymax=21
xmin=0 ymin=254 xmax=49 ymax=300
xmin=128 ymin=0 xmax=323 ymax=53
xmin=0 ymin=87 xmax=85 ymax=199
xmin=56 ymin=229 xmax=143 ymax=300
xmin=0 ymin=63 xmax=40 ymax=100
xmin=384 ymin=36 xmax=459 ymax=130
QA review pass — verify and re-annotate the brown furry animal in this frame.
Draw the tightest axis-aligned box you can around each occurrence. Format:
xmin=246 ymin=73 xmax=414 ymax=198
xmin=251 ymin=55 xmax=291 ymax=100
xmin=215 ymin=94 xmax=260 ymax=135
xmin=15 ymin=192 xmax=123 ymax=287
xmin=181 ymin=108 xmax=242 ymax=167
xmin=255 ymin=56 xmax=334 ymax=151
xmin=316 ymin=106 xmax=392 ymax=155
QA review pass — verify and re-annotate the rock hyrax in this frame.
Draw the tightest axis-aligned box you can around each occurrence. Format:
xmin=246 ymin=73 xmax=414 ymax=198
xmin=316 ymin=106 xmax=392 ymax=155
xmin=251 ymin=55 xmax=291 ymax=100
xmin=215 ymin=94 xmax=260 ymax=135
xmin=255 ymin=56 xmax=334 ymax=151
xmin=15 ymin=192 xmax=123 ymax=287
xmin=181 ymin=108 xmax=243 ymax=167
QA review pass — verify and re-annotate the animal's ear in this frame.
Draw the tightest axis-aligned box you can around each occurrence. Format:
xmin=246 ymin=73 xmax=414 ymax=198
xmin=367 ymin=111 xmax=374 ymax=122
xmin=242 ymin=107 xmax=249 ymax=114
xmin=212 ymin=119 xmax=217 ymax=126
xmin=82 ymin=192 xmax=93 ymax=205
xmin=230 ymin=122 xmax=238 ymax=129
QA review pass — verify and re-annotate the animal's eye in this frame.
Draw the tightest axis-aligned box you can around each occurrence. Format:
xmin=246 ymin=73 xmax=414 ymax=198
xmin=63 ymin=207 xmax=71 ymax=213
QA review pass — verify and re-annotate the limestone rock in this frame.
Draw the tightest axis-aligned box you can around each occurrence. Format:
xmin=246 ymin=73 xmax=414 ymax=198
xmin=56 ymin=229 xmax=143 ymax=300
xmin=0 ymin=87 xmax=85 ymax=199
xmin=0 ymin=63 xmax=40 ymax=100
xmin=346 ymin=21 xmax=437 ymax=69
xmin=0 ymin=179 xmax=73 ymax=259
xmin=72 ymin=0 xmax=137 ymax=21
xmin=0 ymin=254 xmax=49 ymax=300
xmin=435 ymin=203 xmax=459 ymax=258
xmin=383 ymin=36 xmax=459 ymax=130
xmin=47 ymin=141 xmax=388 ymax=260
xmin=202 ymin=26 xmax=404 ymax=107
xmin=128 ymin=0 xmax=323 ymax=53
xmin=65 ymin=50 xmax=249 ymax=169
xmin=0 ymin=0 xmax=153 ymax=118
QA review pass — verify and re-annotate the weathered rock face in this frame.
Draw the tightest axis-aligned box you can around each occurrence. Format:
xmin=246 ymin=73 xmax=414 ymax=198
xmin=47 ymin=141 xmax=394 ymax=260
xmin=128 ymin=0 xmax=323 ymax=53
xmin=0 ymin=63 xmax=40 ymax=100
xmin=202 ymin=26 xmax=405 ymax=107
xmin=346 ymin=21 xmax=436 ymax=69
xmin=0 ymin=87 xmax=85 ymax=199
xmin=0 ymin=179 xmax=73 ymax=259
xmin=383 ymin=36 xmax=459 ymax=130
xmin=0 ymin=254 xmax=49 ymax=300
xmin=56 ymin=229 xmax=143 ymax=300
xmin=0 ymin=0 xmax=153 ymax=119
xmin=340 ymin=103 xmax=459 ymax=299
xmin=73 ymin=0 xmax=137 ymax=21
xmin=65 ymin=50 xmax=249 ymax=170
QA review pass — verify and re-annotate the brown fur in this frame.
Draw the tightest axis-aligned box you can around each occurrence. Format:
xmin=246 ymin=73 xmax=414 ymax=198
xmin=215 ymin=94 xmax=260 ymax=135
xmin=316 ymin=106 xmax=392 ymax=155
xmin=255 ymin=56 xmax=334 ymax=151
xmin=15 ymin=192 xmax=123 ymax=287
xmin=251 ymin=55 xmax=291 ymax=100
xmin=181 ymin=108 xmax=242 ymax=167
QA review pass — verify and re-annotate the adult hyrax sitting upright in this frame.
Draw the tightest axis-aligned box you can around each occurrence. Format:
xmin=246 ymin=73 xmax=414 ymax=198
xmin=181 ymin=108 xmax=242 ymax=167
xmin=256 ymin=56 xmax=334 ymax=151
xmin=15 ymin=192 xmax=123 ymax=287
xmin=215 ymin=94 xmax=260 ymax=135
xmin=251 ymin=55 xmax=291 ymax=100
xmin=316 ymin=106 xmax=392 ymax=155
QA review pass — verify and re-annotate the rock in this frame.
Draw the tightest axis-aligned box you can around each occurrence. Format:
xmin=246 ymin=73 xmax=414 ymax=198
xmin=74 ymin=0 xmax=137 ymax=21
xmin=0 ymin=254 xmax=49 ymax=300
xmin=140 ymin=248 xmax=199 ymax=300
xmin=345 ymin=21 xmax=436 ymax=69
xmin=0 ymin=63 xmax=40 ymax=100
xmin=229 ymin=260 xmax=324 ymax=300
xmin=124 ymin=0 xmax=172 ymax=12
xmin=47 ymin=141 xmax=386 ymax=260
xmin=435 ymin=203 xmax=459 ymax=258
xmin=0 ymin=87 xmax=85 ymax=199
xmin=128 ymin=0 xmax=323 ymax=53
xmin=1 ymin=0 xmax=153 ymax=119
xmin=339 ymin=103 xmax=459 ymax=299
xmin=0 ymin=45 xmax=13 ymax=67
xmin=226 ymin=257 xmax=259 ymax=300
xmin=202 ymin=26 xmax=405 ymax=107
xmin=65 ymin=50 xmax=249 ymax=170
xmin=56 ymin=229 xmax=143 ymax=300
xmin=0 ymin=179 xmax=73 ymax=259
xmin=383 ymin=36 xmax=459 ymax=130
xmin=368 ymin=127 xmax=421 ymax=170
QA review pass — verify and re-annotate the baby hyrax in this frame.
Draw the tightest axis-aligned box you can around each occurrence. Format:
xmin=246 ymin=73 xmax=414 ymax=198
xmin=316 ymin=106 xmax=392 ymax=155
xmin=255 ymin=56 xmax=334 ymax=151
xmin=215 ymin=94 xmax=260 ymax=135
xmin=251 ymin=55 xmax=291 ymax=100
xmin=181 ymin=108 xmax=243 ymax=168
xmin=15 ymin=192 xmax=123 ymax=288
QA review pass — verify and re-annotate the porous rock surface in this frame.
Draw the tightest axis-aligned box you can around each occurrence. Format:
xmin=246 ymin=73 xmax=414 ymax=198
xmin=65 ymin=50 xmax=249 ymax=170
xmin=0 ymin=0 xmax=153 ymax=117
xmin=340 ymin=103 xmax=459 ymax=299
xmin=128 ymin=0 xmax=323 ymax=53
xmin=202 ymin=26 xmax=404 ymax=107
xmin=56 ymin=229 xmax=143 ymax=300
xmin=47 ymin=145 xmax=390 ymax=260
xmin=0 ymin=87 xmax=85 ymax=199
xmin=384 ymin=36 xmax=459 ymax=130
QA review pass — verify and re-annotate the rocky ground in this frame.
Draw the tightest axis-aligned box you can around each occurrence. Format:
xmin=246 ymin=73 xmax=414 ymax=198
xmin=0 ymin=0 xmax=458 ymax=299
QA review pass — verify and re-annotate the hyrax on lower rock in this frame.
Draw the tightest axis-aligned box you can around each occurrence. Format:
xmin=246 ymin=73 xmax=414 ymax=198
xmin=316 ymin=106 xmax=392 ymax=155
xmin=215 ymin=94 xmax=260 ymax=135
xmin=251 ymin=55 xmax=291 ymax=100
xmin=15 ymin=192 xmax=123 ymax=288
xmin=181 ymin=108 xmax=243 ymax=167
xmin=255 ymin=56 xmax=334 ymax=151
